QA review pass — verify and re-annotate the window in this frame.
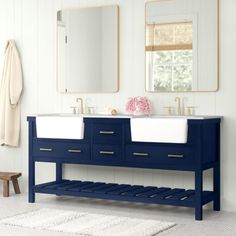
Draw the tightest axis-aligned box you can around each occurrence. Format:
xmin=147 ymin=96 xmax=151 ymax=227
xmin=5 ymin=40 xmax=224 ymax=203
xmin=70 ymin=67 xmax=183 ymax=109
xmin=146 ymin=22 xmax=193 ymax=92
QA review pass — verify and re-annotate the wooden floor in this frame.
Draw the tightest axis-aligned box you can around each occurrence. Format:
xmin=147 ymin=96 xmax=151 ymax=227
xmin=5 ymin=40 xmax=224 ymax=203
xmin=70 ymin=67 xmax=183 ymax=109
xmin=0 ymin=194 xmax=236 ymax=235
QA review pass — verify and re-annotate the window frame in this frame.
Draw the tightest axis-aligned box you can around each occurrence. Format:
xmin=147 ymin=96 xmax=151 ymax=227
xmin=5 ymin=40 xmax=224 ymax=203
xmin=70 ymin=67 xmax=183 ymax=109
xmin=145 ymin=14 xmax=198 ymax=92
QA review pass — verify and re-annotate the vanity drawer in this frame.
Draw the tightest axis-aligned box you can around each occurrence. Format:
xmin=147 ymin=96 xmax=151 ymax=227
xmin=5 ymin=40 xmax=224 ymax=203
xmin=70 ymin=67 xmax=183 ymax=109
xmin=92 ymin=144 xmax=122 ymax=163
xmin=125 ymin=145 xmax=194 ymax=166
xmin=33 ymin=141 xmax=60 ymax=158
xmin=33 ymin=140 xmax=90 ymax=160
xmin=92 ymin=124 xmax=123 ymax=144
xmin=60 ymin=142 xmax=90 ymax=160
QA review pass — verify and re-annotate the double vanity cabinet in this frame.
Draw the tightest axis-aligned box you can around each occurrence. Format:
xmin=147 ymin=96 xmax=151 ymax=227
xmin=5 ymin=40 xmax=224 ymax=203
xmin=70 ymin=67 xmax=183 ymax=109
xmin=27 ymin=116 xmax=221 ymax=220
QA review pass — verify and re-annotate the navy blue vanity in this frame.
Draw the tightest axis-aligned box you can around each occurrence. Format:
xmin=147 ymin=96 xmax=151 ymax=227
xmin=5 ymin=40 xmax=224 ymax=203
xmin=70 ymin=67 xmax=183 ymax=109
xmin=27 ymin=116 xmax=221 ymax=220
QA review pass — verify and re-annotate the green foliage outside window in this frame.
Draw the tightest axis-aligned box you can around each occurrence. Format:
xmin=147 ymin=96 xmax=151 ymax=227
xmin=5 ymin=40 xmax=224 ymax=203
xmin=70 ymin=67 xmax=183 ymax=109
xmin=152 ymin=50 xmax=193 ymax=92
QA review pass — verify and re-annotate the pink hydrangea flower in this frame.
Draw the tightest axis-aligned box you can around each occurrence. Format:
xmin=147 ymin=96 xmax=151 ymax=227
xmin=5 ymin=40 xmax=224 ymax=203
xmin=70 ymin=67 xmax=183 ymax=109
xmin=126 ymin=96 xmax=152 ymax=115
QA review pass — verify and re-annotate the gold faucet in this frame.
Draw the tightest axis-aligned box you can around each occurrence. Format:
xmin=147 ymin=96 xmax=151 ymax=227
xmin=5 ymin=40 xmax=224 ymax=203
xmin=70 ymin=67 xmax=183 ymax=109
xmin=175 ymin=97 xmax=181 ymax=115
xmin=76 ymin=97 xmax=84 ymax=114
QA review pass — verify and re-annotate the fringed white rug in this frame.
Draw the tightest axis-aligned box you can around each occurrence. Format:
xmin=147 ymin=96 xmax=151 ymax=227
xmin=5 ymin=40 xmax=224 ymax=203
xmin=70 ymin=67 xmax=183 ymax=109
xmin=0 ymin=208 xmax=176 ymax=236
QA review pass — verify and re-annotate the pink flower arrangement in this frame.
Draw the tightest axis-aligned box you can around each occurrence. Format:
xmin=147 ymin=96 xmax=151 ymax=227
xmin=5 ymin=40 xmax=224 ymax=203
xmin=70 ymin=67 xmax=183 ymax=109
xmin=126 ymin=96 xmax=152 ymax=115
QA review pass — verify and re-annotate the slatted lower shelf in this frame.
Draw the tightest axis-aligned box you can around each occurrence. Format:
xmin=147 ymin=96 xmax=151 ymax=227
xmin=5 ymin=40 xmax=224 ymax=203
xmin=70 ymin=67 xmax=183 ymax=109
xmin=34 ymin=180 xmax=215 ymax=208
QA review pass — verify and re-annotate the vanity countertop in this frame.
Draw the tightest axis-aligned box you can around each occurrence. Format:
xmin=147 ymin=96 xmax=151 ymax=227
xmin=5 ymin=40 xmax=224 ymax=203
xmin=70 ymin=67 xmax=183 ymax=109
xmin=34 ymin=113 xmax=133 ymax=119
xmin=146 ymin=115 xmax=223 ymax=120
xmin=31 ymin=113 xmax=222 ymax=120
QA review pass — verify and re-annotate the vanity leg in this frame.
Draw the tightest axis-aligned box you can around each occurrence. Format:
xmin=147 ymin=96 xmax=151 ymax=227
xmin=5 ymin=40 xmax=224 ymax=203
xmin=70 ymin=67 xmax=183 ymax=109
xmin=29 ymin=159 xmax=35 ymax=203
xmin=195 ymin=170 xmax=203 ymax=220
xmin=56 ymin=163 xmax=62 ymax=182
xmin=28 ymin=121 xmax=35 ymax=203
xmin=214 ymin=123 xmax=221 ymax=211
xmin=213 ymin=163 xmax=220 ymax=211
xmin=56 ymin=163 xmax=63 ymax=196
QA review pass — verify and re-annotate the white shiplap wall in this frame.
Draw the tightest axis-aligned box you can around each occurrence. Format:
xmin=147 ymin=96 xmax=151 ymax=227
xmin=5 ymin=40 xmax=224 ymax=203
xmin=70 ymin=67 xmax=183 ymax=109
xmin=0 ymin=0 xmax=236 ymax=212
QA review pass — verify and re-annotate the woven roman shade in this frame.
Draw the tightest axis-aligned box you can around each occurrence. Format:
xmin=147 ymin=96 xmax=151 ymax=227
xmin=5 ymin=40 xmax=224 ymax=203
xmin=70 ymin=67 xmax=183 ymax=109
xmin=146 ymin=22 xmax=192 ymax=51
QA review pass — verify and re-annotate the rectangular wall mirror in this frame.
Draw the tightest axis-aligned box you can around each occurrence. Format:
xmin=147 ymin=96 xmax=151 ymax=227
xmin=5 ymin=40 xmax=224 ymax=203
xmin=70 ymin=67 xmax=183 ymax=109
xmin=145 ymin=0 xmax=219 ymax=92
xmin=57 ymin=5 xmax=119 ymax=93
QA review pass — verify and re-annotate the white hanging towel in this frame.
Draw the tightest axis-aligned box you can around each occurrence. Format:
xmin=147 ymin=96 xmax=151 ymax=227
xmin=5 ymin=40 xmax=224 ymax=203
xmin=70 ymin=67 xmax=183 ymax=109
xmin=0 ymin=40 xmax=23 ymax=147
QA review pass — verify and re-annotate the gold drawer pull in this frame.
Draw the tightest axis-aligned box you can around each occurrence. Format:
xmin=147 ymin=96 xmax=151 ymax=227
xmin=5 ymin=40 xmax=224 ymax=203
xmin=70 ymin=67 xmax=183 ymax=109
xmin=99 ymin=131 xmax=115 ymax=135
xmin=168 ymin=154 xmax=184 ymax=158
xmin=99 ymin=151 xmax=115 ymax=155
xmin=39 ymin=148 xmax=53 ymax=152
xmin=68 ymin=149 xmax=82 ymax=153
xmin=133 ymin=152 xmax=149 ymax=157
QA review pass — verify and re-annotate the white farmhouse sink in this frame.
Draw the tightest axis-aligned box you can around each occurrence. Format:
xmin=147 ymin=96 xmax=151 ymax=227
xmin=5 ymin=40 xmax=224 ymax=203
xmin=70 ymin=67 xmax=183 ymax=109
xmin=130 ymin=117 xmax=188 ymax=143
xmin=35 ymin=113 xmax=221 ymax=142
xmin=36 ymin=116 xmax=84 ymax=139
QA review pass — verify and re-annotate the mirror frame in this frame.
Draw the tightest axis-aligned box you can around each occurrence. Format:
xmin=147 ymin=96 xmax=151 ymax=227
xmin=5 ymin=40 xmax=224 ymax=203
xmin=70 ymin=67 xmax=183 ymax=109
xmin=144 ymin=0 xmax=219 ymax=93
xmin=56 ymin=5 xmax=120 ymax=94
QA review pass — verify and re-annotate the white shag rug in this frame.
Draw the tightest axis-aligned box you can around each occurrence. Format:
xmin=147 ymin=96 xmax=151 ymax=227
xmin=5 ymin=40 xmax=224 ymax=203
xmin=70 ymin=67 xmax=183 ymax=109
xmin=0 ymin=208 xmax=176 ymax=236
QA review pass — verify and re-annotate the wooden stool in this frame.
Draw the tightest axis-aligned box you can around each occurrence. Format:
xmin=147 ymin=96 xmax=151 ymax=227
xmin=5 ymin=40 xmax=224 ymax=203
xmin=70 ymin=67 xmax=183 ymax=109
xmin=0 ymin=172 xmax=21 ymax=197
